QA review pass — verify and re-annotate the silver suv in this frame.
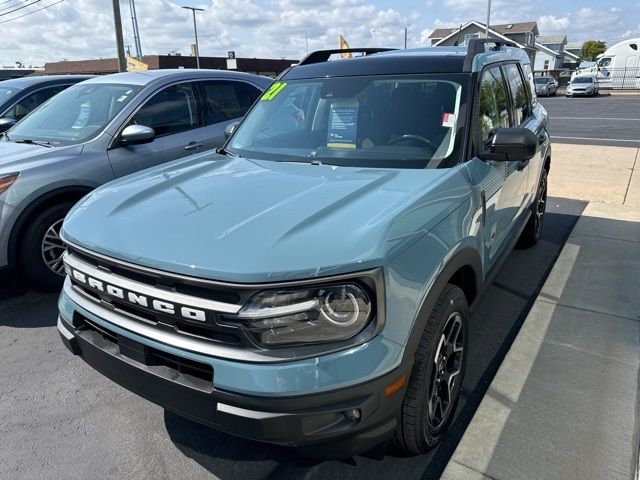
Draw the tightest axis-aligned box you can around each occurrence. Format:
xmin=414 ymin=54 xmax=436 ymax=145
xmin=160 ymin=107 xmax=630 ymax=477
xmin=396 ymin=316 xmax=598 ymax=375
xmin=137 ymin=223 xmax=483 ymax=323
xmin=0 ymin=69 xmax=271 ymax=288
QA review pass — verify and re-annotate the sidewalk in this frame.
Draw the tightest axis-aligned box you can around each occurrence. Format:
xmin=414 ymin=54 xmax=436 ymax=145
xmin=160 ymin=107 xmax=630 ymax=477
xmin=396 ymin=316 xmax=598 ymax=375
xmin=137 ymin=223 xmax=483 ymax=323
xmin=442 ymin=144 xmax=640 ymax=480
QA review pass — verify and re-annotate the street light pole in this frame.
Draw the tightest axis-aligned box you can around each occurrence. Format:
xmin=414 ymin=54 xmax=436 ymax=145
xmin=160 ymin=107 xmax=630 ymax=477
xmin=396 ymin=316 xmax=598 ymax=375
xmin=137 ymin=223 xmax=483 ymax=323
xmin=111 ymin=0 xmax=127 ymax=72
xmin=485 ymin=0 xmax=491 ymax=37
xmin=183 ymin=6 xmax=204 ymax=69
xmin=404 ymin=27 xmax=407 ymax=49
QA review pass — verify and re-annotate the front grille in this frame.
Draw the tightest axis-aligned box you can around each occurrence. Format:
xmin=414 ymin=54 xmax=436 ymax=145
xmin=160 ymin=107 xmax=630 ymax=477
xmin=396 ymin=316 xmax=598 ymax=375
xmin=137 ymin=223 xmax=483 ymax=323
xmin=65 ymin=248 xmax=248 ymax=347
xmin=75 ymin=313 xmax=213 ymax=384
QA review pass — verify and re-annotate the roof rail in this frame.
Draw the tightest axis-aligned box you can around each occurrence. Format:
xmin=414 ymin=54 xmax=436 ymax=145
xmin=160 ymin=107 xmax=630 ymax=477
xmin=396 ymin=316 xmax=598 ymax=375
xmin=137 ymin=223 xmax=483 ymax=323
xmin=464 ymin=38 xmax=517 ymax=72
xmin=298 ymin=48 xmax=397 ymax=66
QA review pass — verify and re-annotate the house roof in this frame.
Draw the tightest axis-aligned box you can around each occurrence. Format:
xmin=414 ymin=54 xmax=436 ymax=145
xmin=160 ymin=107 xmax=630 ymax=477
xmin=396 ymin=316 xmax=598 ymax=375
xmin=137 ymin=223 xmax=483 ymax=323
xmin=429 ymin=21 xmax=538 ymax=40
xmin=429 ymin=27 xmax=457 ymax=39
xmin=536 ymin=35 xmax=567 ymax=45
xmin=535 ymin=42 xmax=563 ymax=57
xmin=566 ymin=41 xmax=584 ymax=50
xmin=564 ymin=50 xmax=581 ymax=60
xmin=430 ymin=21 xmax=529 ymax=49
xmin=491 ymin=22 xmax=538 ymax=34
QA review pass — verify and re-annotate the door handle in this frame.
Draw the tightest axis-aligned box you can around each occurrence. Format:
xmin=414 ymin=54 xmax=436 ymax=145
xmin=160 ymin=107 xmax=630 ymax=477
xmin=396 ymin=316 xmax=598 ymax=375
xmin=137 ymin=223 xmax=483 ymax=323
xmin=184 ymin=141 xmax=205 ymax=151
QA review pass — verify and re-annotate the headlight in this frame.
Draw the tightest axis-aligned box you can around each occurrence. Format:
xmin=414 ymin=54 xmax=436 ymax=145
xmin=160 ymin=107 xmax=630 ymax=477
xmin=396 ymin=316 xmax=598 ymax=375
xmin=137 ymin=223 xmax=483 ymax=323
xmin=0 ymin=172 xmax=19 ymax=194
xmin=227 ymin=283 xmax=373 ymax=346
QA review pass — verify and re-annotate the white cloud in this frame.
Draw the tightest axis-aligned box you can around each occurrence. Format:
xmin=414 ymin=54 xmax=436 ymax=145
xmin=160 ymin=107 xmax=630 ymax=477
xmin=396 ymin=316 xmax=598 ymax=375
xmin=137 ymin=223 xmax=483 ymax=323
xmin=537 ymin=15 xmax=569 ymax=32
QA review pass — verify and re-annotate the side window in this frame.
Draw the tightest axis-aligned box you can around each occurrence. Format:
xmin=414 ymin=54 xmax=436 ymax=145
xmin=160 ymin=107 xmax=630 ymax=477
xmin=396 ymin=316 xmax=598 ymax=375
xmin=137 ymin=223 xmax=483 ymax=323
xmin=503 ymin=63 xmax=530 ymax=125
xmin=478 ymin=66 xmax=510 ymax=146
xmin=5 ymin=85 xmax=66 ymax=120
xmin=200 ymin=81 xmax=261 ymax=125
xmin=521 ymin=63 xmax=537 ymax=104
xmin=130 ymin=83 xmax=198 ymax=136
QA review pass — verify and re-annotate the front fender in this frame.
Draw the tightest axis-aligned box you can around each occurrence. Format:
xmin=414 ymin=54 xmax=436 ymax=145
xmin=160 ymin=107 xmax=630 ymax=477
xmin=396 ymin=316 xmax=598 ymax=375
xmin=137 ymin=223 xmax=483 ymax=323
xmin=381 ymin=198 xmax=483 ymax=352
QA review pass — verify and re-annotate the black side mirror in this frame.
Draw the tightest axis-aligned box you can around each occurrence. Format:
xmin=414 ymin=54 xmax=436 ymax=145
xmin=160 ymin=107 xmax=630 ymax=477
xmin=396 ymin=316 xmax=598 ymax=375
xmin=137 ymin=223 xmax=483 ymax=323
xmin=120 ymin=125 xmax=155 ymax=146
xmin=480 ymin=128 xmax=538 ymax=162
xmin=224 ymin=121 xmax=240 ymax=140
xmin=0 ymin=117 xmax=17 ymax=133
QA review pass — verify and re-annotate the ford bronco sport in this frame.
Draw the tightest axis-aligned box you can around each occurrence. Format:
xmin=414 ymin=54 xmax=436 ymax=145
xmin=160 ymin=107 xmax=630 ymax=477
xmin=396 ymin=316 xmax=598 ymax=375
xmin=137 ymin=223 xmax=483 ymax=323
xmin=57 ymin=40 xmax=550 ymax=457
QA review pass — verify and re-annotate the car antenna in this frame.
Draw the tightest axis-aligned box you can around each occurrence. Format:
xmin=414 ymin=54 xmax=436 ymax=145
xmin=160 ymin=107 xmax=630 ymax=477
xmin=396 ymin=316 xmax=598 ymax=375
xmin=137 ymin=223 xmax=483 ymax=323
xmin=453 ymin=24 xmax=463 ymax=46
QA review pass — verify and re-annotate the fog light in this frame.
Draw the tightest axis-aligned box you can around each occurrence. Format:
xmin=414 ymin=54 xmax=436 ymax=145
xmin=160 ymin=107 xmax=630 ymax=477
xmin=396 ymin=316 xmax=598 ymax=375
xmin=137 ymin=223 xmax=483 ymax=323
xmin=344 ymin=408 xmax=361 ymax=422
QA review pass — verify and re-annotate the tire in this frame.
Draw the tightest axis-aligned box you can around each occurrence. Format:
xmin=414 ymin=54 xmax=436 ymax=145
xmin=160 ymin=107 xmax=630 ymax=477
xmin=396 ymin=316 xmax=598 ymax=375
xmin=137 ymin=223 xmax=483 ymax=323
xmin=19 ymin=201 xmax=74 ymax=291
xmin=393 ymin=284 xmax=469 ymax=454
xmin=518 ymin=168 xmax=548 ymax=249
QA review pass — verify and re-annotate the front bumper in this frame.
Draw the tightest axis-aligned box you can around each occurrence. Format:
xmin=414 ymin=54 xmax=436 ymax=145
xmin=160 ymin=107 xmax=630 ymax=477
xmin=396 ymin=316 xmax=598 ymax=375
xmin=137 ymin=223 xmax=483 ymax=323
xmin=58 ymin=310 xmax=409 ymax=456
xmin=565 ymin=89 xmax=595 ymax=96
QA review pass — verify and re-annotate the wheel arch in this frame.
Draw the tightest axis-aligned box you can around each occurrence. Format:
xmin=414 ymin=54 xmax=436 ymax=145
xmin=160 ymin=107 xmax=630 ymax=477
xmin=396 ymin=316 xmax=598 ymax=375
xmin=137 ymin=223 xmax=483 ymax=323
xmin=401 ymin=247 xmax=483 ymax=364
xmin=8 ymin=185 xmax=94 ymax=266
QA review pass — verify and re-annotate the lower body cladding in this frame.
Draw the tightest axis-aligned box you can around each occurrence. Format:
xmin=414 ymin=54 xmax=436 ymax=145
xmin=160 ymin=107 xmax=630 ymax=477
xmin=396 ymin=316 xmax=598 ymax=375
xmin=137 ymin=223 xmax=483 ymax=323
xmin=57 ymin=286 xmax=409 ymax=457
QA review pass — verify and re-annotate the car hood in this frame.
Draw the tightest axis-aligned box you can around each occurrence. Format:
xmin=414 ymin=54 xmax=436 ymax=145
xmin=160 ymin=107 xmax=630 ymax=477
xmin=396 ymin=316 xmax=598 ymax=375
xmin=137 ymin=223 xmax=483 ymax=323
xmin=0 ymin=139 xmax=83 ymax=172
xmin=62 ymin=153 xmax=471 ymax=283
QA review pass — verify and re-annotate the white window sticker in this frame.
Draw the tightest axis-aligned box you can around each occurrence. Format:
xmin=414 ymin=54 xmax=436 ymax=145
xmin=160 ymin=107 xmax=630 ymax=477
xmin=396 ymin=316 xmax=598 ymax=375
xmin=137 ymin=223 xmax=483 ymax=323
xmin=442 ymin=112 xmax=456 ymax=128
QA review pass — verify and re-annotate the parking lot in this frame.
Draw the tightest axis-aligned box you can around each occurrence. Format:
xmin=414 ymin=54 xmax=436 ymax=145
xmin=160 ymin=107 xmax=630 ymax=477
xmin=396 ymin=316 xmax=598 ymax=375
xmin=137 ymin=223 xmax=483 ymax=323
xmin=0 ymin=93 xmax=637 ymax=480
xmin=539 ymin=93 xmax=640 ymax=148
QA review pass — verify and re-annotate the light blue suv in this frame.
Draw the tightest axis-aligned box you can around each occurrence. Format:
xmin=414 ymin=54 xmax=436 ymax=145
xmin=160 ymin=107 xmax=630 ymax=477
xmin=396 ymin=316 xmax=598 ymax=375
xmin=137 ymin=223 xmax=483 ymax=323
xmin=0 ymin=69 xmax=270 ymax=288
xmin=57 ymin=41 xmax=550 ymax=457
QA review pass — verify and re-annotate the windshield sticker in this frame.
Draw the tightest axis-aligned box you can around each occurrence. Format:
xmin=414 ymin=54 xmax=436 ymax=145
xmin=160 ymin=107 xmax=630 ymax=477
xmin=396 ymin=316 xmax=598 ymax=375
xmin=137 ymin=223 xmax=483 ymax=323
xmin=327 ymin=99 xmax=358 ymax=149
xmin=442 ymin=112 xmax=456 ymax=128
xmin=261 ymin=82 xmax=287 ymax=101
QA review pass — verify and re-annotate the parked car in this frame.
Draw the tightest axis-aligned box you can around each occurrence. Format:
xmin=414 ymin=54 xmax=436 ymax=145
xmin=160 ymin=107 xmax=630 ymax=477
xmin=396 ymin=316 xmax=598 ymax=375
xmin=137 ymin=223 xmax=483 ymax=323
xmin=566 ymin=75 xmax=599 ymax=96
xmin=0 ymin=75 xmax=93 ymax=131
xmin=57 ymin=41 xmax=550 ymax=457
xmin=533 ymin=75 xmax=557 ymax=96
xmin=0 ymin=69 xmax=271 ymax=288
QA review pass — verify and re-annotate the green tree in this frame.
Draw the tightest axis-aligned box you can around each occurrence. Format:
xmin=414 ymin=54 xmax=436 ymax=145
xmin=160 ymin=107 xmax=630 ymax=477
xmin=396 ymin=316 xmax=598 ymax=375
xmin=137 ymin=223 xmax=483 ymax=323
xmin=581 ymin=40 xmax=607 ymax=61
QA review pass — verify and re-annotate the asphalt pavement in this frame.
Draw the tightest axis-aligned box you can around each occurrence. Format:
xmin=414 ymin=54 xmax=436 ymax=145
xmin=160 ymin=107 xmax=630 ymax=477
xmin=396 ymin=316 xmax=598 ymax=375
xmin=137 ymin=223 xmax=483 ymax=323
xmin=0 ymin=196 xmax=585 ymax=480
xmin=539 ymin=93 xmax=640 ymax=148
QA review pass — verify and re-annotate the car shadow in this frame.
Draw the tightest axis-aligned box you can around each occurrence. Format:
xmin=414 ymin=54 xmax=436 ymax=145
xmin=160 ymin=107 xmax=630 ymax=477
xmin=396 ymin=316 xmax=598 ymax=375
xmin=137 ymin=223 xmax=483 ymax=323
xmin=163 ymin=197 xmax=588 ymax=480
xmin=0 ymin=272 xmax=59 ymax=328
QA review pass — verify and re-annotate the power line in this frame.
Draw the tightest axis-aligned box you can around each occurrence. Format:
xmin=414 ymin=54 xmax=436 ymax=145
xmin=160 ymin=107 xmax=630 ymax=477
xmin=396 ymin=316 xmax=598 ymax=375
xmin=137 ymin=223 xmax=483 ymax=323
xmin=0 ymin=0 xmax=42 ymax=16
xmin=0 ymin=0 xmax=62 ymax=23
xmin=0 ymin=0 xmax=26 ymax=13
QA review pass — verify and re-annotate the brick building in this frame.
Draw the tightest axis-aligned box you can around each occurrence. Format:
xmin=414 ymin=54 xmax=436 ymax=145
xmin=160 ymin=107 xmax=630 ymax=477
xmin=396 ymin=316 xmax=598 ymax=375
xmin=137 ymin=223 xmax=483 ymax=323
xmin=43 ymin=55 xmax=297 ymax=77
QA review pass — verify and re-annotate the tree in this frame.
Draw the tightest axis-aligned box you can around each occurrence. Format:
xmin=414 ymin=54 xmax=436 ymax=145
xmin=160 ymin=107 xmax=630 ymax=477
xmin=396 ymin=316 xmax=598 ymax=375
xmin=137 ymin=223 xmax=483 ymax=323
xmin=582 ymin=40 xmax=607 ymax=61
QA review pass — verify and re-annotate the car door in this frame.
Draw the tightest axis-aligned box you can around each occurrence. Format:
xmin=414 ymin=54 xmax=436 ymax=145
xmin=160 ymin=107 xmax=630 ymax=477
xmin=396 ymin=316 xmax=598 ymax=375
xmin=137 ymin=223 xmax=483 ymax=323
xmin=475 ymin=64 xmax=529 ymax=264
xmin=196 ymin=79 xmax=262 ymax=149
xmin=108 ymin=82 xmax=210 ymax=178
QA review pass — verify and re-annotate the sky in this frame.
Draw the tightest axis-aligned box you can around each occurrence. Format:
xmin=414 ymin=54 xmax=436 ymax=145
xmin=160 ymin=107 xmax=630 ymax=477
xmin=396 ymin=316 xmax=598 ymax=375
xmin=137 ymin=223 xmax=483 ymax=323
xmin=1 ymin=0 xmax=639 ymax=67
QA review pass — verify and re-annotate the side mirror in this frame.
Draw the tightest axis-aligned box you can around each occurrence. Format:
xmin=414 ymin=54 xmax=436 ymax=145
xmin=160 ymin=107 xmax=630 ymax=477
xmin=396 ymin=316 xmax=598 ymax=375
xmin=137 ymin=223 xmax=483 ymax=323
xmin=224 ymin=121 xmax=240 ymax=139
xmin=120 ymin=125 xmax=155 ymax=146
xmin=0 ymin=117 xmax=17 ymax=133
xmin=481 ymin=128 xmax=538 ymax=162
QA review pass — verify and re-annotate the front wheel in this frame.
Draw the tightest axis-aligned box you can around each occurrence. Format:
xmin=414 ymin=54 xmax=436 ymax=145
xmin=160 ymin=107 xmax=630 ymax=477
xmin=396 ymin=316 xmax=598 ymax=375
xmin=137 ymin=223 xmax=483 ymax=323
xmin=518 ymin=169 xmax=548 ymax=248
xmin=393 ymin=284 xmax=468 ymax=454
xmin=19 ymin=202 xmax=75 ymax=290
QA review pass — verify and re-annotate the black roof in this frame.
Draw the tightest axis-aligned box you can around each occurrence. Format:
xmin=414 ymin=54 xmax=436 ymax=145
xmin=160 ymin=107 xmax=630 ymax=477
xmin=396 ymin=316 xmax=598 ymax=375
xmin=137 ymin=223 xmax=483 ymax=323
xmin=0 ymin=75 xmax=94 ymax=90
xmin=283 ymin=47 xmax=468 ymax=80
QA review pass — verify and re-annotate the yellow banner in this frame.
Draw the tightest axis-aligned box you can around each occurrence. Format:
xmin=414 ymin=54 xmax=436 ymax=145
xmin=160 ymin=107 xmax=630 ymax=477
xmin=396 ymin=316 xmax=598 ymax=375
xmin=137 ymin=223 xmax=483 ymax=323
xmin=127 ymin=56 xmax=148 ymax=72
xmin=339 ymin=35 xmax=352 ymax=59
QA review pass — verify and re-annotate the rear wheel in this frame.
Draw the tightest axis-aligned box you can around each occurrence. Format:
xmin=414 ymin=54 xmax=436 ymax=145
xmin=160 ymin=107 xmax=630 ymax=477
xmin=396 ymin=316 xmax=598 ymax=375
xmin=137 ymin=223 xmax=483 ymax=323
xmin=518 ymin=169 xmax=547 ymax=248
xmin=393 ymin=284 xmax=468 ymax=454
xmin=19 ymin=202 xmax=74 ymax=290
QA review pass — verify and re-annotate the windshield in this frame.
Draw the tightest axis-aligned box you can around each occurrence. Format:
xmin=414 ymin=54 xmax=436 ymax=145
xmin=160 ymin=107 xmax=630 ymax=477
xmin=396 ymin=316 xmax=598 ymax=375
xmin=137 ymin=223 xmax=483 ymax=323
xmin=573 ymin=77 xmax=593 ymax=84
xmin=228 ymin=74 xmax=468 ymax=169
xmin=7 ymin=83 xmax=142 ymax=146
xmin=534 ymin=78 xmax=549 ymax=84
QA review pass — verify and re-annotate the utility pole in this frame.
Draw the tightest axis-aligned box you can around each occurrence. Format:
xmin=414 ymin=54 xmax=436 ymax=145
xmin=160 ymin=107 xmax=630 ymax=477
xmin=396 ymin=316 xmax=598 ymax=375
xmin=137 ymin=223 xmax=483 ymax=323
xmin=129 ymin=0 xmax=143 ymax=60
xmin=183 ymin=6 xmax=204 ymax=68
xmin=404 ymin=27 xmax=407 ymax=49
xmin=485 ymin=0 xmax=491 ymax=37
xmin=111 ymin=0 xmax=127 ymax=72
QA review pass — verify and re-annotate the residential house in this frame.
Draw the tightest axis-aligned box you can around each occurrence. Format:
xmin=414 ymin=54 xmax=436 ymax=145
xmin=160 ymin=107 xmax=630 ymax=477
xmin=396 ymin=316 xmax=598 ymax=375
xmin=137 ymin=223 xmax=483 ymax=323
xmin=563 ymin=41 xmax=583 ymax=66
xmin=428 ymin=20 xmax=539 ymax=62
xmin=534 ymin=35 xmax=566 ymax=72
